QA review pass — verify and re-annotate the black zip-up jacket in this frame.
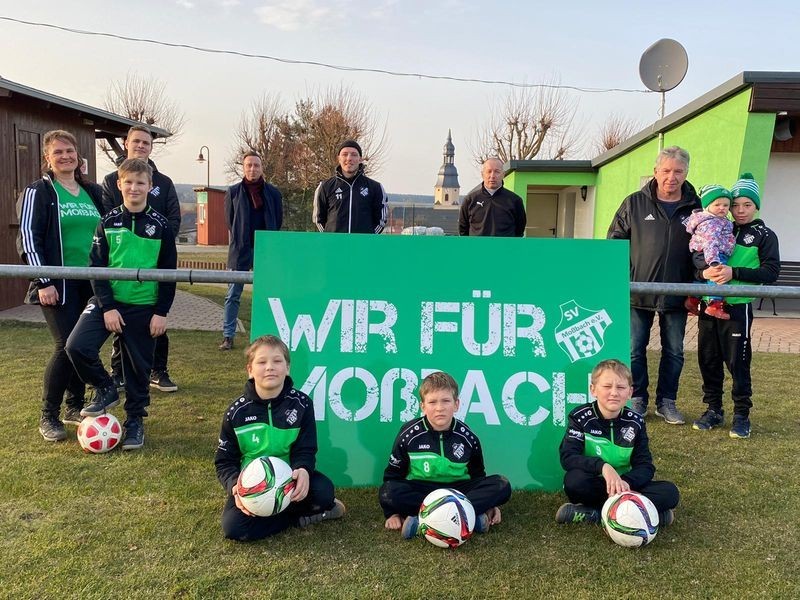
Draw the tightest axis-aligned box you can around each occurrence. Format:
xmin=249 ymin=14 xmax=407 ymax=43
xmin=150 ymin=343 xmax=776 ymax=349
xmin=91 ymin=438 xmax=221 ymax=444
xmin=458 ymin=184 xmax=526 ymax=237
xmin=312 ymin=165 xmax=387 ymax=233
xmin=215 ymin=376 xmax=317 ymax=495
xmin=224 ymin=179 xmax=283 ymax=270
xmin=90 ymin=204 xmax=177 ymax=316
xmin=693 ymin=218 xmax=780 ymax=304
xmin=383 ymin=416 xmax=486 ymax=483
xmin=607 ymin=179 xmax=700 ymax=311
xmin=102 ymin=159 xmax=181 ymax=238
xmin=16 ymin=173 xmax=105 ymax=305
xmin=559 ymin=402 xmax=655 ymax=491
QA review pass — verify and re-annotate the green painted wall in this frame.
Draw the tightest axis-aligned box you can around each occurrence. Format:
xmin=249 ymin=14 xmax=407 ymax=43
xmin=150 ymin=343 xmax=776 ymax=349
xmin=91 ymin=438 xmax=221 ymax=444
xmin=505 ymin=170 xmax=597 ymax=198
xmin=591 ymin=88 xmax=775 ymax=237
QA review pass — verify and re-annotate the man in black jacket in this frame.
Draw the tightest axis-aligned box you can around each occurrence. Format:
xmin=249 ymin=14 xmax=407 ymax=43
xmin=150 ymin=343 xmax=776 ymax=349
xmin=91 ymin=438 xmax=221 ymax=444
xmin=607 ymin=146 xmax=700 ymax=425
xmin=459 ymin=157 xmax=526 ymax=237
xmin=312 ymin=140 xmax=387 ymax=234
xmin=219 ymin=152 xmax=283 ymax=350
xmin=102 ymin=126 xmax=181 ymax=394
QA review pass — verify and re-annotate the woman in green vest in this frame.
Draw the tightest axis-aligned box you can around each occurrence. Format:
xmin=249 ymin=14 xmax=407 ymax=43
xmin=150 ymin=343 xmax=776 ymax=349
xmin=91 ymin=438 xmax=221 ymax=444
xmin=17 ymin=130 xmax=105 ymax=442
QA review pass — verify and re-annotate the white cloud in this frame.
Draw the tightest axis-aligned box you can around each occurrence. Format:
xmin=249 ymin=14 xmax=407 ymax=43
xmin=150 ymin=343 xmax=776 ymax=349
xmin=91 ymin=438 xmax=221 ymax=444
xmin=175 ymin=0 xmax=196 ymax=8
xmin=255 ymin=0 xmax=333 ymax=32
xmin=219 ymin=0 xmax=241 ymax=6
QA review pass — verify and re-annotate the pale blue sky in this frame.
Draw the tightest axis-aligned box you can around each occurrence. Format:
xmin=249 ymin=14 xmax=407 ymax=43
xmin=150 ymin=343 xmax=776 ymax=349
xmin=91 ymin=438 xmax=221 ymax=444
xmin=1 ymin=1 xmax=798 ymax=194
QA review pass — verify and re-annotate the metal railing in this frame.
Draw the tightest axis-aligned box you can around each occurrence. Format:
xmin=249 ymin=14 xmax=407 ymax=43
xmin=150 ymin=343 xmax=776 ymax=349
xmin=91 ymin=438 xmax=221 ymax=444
xmin=2 ymin=264 xmax=800 ymax=300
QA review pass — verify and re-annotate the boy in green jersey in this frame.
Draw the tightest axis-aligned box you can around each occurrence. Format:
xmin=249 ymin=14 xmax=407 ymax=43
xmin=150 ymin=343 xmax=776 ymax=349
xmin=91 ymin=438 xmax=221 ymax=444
xmin=556 ymin=359 xmax=679 ymax=525
xmin=66 ymin=158 xmax=176 ymax=450
xmin=379 ymin=371 xmax=511 ymax=538
xmin=214 ymin=335 xmax=345 ymax=541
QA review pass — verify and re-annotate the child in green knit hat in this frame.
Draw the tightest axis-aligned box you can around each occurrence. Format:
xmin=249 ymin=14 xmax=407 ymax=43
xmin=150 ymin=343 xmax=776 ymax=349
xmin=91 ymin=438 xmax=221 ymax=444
xmin=685 ymin=184 xmax=736 ymax=319
xmin=691 ymin=173 xmax=780 ymax=439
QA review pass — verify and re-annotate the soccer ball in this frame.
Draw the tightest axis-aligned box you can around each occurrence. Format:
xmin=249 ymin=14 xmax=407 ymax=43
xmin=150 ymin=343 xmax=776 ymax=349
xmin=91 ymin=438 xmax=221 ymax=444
xmin=418 ymin=488 xmax=476 ymax=548
xmin=237 ymin=456 xmax=295 ymax=517
xmin=601 ymin=491 xmax=659 ymax=547
xmin=77 ymin=414 xmax=122 ymax=453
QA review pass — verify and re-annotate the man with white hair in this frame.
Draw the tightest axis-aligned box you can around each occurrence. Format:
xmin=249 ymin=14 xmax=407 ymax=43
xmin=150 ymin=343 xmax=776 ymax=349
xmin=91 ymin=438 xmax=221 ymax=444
xmin=608 ymin=146 xmax=700 ymax=425
xmin=458 ymin=157 xmax=526 ymax=237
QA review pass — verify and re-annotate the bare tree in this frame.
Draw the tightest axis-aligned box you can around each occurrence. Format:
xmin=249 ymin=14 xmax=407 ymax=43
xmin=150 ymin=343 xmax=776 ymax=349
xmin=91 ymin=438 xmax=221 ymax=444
xmin=473 ymin=78 xmax=582 ymax=164
xmin=593 ymin=113 xmax=641 ymax=155
xmin=228 ymin=85 xmax=388 ymax=231
xmin=99 ymin=72 xmax=186 ymax=163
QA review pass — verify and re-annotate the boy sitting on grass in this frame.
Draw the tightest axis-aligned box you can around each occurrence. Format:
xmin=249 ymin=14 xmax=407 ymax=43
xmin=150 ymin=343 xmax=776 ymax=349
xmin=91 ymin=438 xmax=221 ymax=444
xmin=556 ymin=359 xmax=680 ymax=526
xmin=214 ymin=335 xmax=345 ymax=541
xmin=66 ymin=158 xmax=176 ymax=451
xmin=379 ymin=371 xmax=511 ymax=538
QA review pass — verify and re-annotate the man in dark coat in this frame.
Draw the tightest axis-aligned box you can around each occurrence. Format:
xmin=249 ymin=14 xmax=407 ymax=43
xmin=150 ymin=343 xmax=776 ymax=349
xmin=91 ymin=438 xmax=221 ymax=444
xmin=607 ymin=146 xmax=700 ymax=425
xmin=219 ymin=152 xmax=283 ymax=350
xmin=459 ymin=157 xmax=526 ymax=237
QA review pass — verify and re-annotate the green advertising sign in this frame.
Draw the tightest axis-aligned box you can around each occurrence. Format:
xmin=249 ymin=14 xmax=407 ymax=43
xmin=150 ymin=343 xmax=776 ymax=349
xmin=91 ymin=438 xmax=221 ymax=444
xmin=252 ymin=232 xmax=630 ymax=491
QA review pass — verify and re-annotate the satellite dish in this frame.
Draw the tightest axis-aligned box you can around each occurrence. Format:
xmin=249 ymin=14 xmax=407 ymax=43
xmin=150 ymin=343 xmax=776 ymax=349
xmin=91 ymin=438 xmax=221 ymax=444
xmin=639 ymin=39 xmax=688 ymax=92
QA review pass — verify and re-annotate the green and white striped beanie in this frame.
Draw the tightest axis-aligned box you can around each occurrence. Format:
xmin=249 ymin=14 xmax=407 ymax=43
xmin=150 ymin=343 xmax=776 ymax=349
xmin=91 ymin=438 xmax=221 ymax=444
xmin=731 ymin=172 xmax=760 ymax=209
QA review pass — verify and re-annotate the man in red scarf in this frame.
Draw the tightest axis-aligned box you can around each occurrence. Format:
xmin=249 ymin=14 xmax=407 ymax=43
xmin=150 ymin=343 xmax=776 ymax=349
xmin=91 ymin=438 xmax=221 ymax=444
xmin=219 ymin=152 xmax=283 ymax=350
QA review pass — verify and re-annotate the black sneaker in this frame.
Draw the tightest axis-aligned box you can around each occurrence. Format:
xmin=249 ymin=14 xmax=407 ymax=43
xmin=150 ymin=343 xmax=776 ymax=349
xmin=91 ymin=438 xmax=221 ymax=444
xmin=150 ymin=371 xmax=178 ymax=393
xmin=729 ymin=415 xmax=751 ymax=439
xmin=693 ymin=408 xmax=724 ymax=431
xmin=555 ymin=503 xmax=600 ymax=524
xmin=110 ymin=372 xmax=125 ymax=392
xmin=658 ymin=509 xmax=675 ymax=527
xmin=38 ymin=415 xmax=67 ymax=442
xmin=81 ymin=384 xmax=120 ymax=417
xmin=122 ymin=418 xmax=144 ymax=450
xmin=62 ymin=406 xmax=84 ymax=426
xmin=298 ymin=498 xmax=346 ymax=528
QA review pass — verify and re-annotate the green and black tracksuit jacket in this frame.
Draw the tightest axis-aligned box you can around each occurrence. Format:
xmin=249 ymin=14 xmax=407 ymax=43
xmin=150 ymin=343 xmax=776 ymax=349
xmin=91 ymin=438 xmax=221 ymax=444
xmin=559 ymin=402 xmax=655 ymax=489
xmin=383 ymin=416 xmax=486 ymax=484
xmin=90 ymin=204 xmax=176 ymax=315
xmin=215 ymin=377 xmax=317 ymax=494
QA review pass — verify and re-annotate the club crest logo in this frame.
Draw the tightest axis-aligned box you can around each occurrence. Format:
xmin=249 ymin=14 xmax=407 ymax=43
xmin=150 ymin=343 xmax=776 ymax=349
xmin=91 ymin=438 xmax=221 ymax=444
xmin=743 ymin=233 xmax=754 ymax=244
xmin=144 ymin=224 xmax=156 ymax=237
xmin=554 ymin=300 xmax=613 ymax=363
xmin=452 ymin=443 xmax=465 ymax=459
xmin=621 ymin=426 xmax=636 ymax=442
xmin=286 ymin=408 xmax=298 ymax=426
xmin=150 ymin=186 xmax=160 ymax=197
xmin=360 ymin=187 xmax=369 ymax=197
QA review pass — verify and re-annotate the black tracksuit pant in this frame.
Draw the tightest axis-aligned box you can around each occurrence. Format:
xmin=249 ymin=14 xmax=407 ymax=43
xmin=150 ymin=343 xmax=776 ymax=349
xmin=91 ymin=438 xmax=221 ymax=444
xmin=65 ymin=298 xmax=155 ymax=420
xmin=110 ymin=332 xmax=169 ymax=377
xmin=563 ymin=470 xmax=680 ymax=512
xmin=221 ymin=470 xmax=335 ymax=541
xmin=698 ymin=302 xmax=753 ymax=417
xmin=378 ymin=475 xmax=511 ymax=518
xmin=39 ymin=280 xmax=93 ymax=417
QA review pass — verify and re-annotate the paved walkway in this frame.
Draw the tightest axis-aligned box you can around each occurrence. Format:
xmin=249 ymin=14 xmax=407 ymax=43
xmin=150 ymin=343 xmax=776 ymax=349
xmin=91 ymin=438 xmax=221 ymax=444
xmin=1 ymin=291 xmax=797 ymax=353
xmin=0 ymin=289 xmax=243 ymax=333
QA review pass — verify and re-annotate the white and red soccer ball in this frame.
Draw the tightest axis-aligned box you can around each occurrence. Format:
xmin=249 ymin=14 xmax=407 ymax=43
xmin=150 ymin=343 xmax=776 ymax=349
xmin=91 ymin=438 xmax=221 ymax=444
xmin=601 ymin=491 xmax=660 ymax=547
xmin=77 ymin=414 xmax=122 ymax=453
xmin=237 ymin=456 xmax=296 ymax=517
xmin=418 ymin=488 xmax=476 ymax=548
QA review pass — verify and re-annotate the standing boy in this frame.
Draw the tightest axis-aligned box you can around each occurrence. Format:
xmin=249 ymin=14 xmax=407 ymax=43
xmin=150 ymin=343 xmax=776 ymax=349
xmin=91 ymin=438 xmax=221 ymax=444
xmin=66 ymin=158 xmax=177 ymax=450
xmin=215 ymin=335 xmax=345 ymax=541
xmin=556 ymin=359 xmax=680 ymax=525
xmin=693 ymin=173 xmax=780 ymax=438
xmin=379 ymin=371 xmax=511 ymax=538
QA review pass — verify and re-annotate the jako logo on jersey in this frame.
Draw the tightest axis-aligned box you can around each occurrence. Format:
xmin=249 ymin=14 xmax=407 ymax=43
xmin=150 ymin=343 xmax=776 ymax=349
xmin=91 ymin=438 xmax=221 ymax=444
xmin=644 ymin=214 xmax=655 ymax=221
xmin=452 ymin=443 xmax=465 ymax=459
xmin=360 ymin=187 xmax=369 ymax=197
xmin=589 ymin=429 xmax=603 ymax=435
xmin=145 ymin=224 xmax=156 ymax=237
xmin=285 ymin=408 xmax=298 ymax=425
xmin=417 ymin=444 xmax=430 ymax=449
xmin=244 ymin=415 xmax=257 ymax=422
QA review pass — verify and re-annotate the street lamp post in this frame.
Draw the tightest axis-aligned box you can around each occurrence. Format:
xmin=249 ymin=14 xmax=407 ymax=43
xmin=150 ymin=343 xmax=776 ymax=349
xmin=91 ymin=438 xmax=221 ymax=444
xmin=197 ymin=145 xmax=210 ymax=188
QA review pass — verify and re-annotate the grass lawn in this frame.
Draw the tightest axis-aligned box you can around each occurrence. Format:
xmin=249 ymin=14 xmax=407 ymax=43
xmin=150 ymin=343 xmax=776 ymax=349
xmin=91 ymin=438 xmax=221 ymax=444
xmin=1 ymin=321 xmax=799 ymax=599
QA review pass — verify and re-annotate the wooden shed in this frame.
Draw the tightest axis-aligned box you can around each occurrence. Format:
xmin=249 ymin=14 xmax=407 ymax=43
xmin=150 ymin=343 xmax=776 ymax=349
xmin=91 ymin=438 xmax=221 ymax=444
xmin=0 ymin=77 xmax=170 ymax=310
